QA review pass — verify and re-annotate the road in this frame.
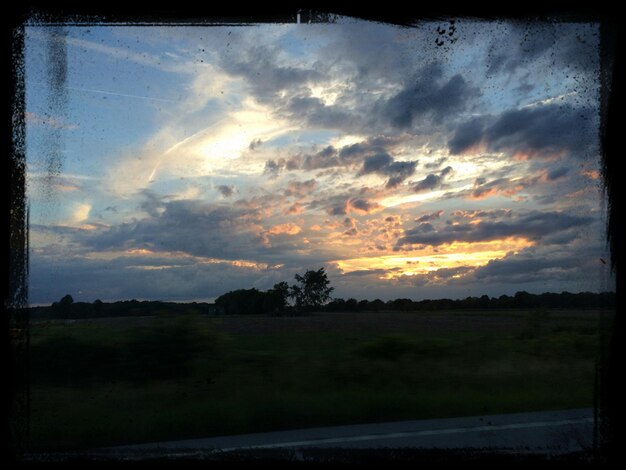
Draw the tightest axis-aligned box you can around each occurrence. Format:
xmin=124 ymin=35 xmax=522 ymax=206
xmin=95 ymin=408 xmax=594 ymax=457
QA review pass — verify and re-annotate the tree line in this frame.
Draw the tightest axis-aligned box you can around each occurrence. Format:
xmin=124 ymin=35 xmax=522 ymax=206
xmin=325 ymin=291 xmax=616 ymax=312
xmin=215 ymin=268 xmax=333 ymax=315
xmin=215 ymin=286 xmax=615 ymax=315
xmin=27 ymin=267 xmax=615 ymax=319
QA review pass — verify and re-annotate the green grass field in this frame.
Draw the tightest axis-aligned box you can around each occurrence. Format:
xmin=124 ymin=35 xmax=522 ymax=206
xmin=25 ymin=309 xmax=605 ymax=452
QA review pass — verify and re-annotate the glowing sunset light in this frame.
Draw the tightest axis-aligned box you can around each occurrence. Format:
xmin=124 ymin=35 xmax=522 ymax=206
xmin=334 ymin=236 xmax=534 ymax=280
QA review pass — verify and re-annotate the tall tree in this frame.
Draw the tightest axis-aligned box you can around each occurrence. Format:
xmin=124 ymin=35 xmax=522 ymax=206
xmin=290 ymin=268 xmax=334 ymax=311
xmin=264 ymin=281 xmax=291 ymax=314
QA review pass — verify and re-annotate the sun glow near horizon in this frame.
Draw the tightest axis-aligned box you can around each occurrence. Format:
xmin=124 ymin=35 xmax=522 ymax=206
xmin=334 ymin=236 xmax=535 ymax=279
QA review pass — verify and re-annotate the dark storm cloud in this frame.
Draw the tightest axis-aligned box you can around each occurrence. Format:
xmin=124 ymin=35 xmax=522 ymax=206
xmin=64 ymin=196 xmax=342 ymax=275
xmin=414 ymin=174 xmax=441 ymax=193
xmin=30 ymin=223 xmax=106 ymax=254
xmin=385 ymin=176 xmax=404 ymax=190
xmin=546 ymin=166 xmax=570 ymax=181
xmin=412 ymin=166 xmax=453 ymax=193
xmin=467 ymin=177 xmax=511 ymax=200
xmin=282 ymin=146 xmax=339 ymax=172
xmin=358 ymin=152 xmax=417 ymax=188
xmin=82 ymin=199 xmax=265 ymax=260
xmin=327 ymin=203 xmax=348 ymax=216
xmin=472 ymin=252 xmax=585 ymax=284
xmin=339 ymin=136 xmax=399 ymax=160
xmin=427 ymin=266 xmax=474 ymax=281
xmin=382 ymin=63 xmax=477 ymax=128
xmin=414 ymin=222 xmax=435 ymax=233
xmin=264 ymin=158 xmax=286 ymax=177
xmin=486 ymin=23 xmax=558 ymax=75
xmin=416 ymin=210 xmax=444 ymax=223
xmin=385 ymin=162 xmax=418 ymax=188
xmin=279 ymin=136 xmax=410 ymax=177
xmin=450 ymin=209 xmax=512 ymax=220
xmin=447 ymin=117 xmax=486 ymax=155
xmin=423 ymin=157 xmax=448 ymax=170
xmin=349 ymin=198 xmax=382 ymax=214
xmin=396 ymin=210 xmax=592 ymax=247
xmin=220 ymin=45 xmax=324 ymax=103
xmin=139 ymin=189 xmax=167 ymax=217
xmin=477 ymin=256 xmax=570 ymax=278
xmin=319 ymin=21 xmax=413 ymax=85
xmin=360 ymin=153 xmax=393 ymax=174
xmin=217 ymin=185 xmax=235 ymax=197
xmin=282 ymin=95 xmax=354 ymax=130
xmin=486 ymin=104 xmax=596 ymax=157
xmin=27 ymin=254 xmax=283 ymax=305
xmin=448 ymin=104 xmax=597 ymax=158
xmin=485 ymin=22 xmax=599 ymax=76
xmin=440 ymin=166 xmax=453 ymax=178
xmin=450 ymin=171 xmax=562 ymax=201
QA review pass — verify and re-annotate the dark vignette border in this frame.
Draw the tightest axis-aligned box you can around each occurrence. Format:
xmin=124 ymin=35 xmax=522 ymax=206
xmin=4 ymin=4 xmax=622 ymax=465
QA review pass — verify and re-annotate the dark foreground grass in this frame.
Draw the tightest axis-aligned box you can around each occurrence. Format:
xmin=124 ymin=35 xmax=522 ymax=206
xmin=26 ymin=310 xmax=601 ymax=452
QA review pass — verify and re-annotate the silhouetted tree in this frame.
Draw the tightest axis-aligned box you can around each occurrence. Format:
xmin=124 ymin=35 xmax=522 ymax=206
xmin=290 ymin=268 xmax=334 ymax=312
xmin=264 ymin=282 xmax=291 ymax=315
xmin=215 ymin=288 xmax=266 ymax=315
xmin=325 ymin=298 xmax=346 ymax=312
xmin=345 ymin=298 xmax=359 ymax=312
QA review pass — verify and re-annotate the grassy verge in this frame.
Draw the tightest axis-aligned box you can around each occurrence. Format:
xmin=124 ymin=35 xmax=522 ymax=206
xmin=27 ymin=310 xmax=600 ymax=451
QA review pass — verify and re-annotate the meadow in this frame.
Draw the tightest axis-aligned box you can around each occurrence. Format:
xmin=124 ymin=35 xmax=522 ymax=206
xmin=27 ymin=309 xmax=606 ymax=451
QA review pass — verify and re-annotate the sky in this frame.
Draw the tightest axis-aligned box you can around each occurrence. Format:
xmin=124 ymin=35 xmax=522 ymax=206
xmin=23 ymin=17 xmax=615 ymax=305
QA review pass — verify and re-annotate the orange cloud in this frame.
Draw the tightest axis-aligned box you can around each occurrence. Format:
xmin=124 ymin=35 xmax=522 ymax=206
xmin=580 ymin=169 xmax=600 ymax=180
xmin=348 ymin=198 xmax=383 ymax=214
xmin=511 ymin=149 xmax=566 ymax=161
xmin=502 ymin=184 xmax=525 ymax=197
xmin=469 ymin=187 xmax=499 ymax=200
xmin=266 ymin=223 xmax=302 ymax=236
xmin=454 ymin=140 xmax=487 ymax=156
xmin=284 ymin=203 xmax=304 ymax=215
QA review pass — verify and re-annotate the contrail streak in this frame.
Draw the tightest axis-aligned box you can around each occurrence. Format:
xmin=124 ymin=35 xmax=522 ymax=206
xmin=66 ymin=85 xmax=180 ymax=103
xmin=147 ymin=116 xmax=229 ymax=183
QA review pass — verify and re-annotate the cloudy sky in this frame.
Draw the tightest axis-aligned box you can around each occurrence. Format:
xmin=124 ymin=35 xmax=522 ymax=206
xmin=23 ymin=18 xmax=614 ymax=305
